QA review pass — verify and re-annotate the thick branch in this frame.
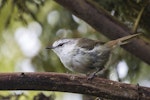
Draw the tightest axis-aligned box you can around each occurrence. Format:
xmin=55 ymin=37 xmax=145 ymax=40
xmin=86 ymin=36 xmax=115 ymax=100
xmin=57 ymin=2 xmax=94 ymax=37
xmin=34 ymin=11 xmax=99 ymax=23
xmin=54 ymin=0 xmax=150 ymax=64
xmin=0 ymin=72 xmax=150 ymax=100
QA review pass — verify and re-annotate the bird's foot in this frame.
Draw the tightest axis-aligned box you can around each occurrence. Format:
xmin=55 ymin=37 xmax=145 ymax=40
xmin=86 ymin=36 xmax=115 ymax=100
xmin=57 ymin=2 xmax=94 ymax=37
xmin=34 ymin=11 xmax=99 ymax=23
xmin=87 ymin=72 xmax=97 ymax=80
xmin=87 ymin=67 xmax=105 ymax=80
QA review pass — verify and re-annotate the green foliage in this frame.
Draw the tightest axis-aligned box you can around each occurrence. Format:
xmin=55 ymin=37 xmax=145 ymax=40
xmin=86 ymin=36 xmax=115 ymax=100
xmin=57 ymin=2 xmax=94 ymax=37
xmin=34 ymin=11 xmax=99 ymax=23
xmin=94 ymin=0 xmax=150 ymax=37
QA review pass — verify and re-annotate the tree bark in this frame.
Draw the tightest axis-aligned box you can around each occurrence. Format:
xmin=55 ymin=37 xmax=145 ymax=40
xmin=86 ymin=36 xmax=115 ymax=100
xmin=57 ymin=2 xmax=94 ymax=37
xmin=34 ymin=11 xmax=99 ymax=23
xmin=0 ymin=72 xmax=150 ymax=100
xmin=54 ymin=0 xmax=150 ymax=65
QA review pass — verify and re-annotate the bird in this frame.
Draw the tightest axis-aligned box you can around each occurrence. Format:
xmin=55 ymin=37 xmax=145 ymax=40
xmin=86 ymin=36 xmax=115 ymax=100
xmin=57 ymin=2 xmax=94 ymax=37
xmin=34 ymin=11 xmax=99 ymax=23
xmin=46 ymin=34 xmax=140 ymax=78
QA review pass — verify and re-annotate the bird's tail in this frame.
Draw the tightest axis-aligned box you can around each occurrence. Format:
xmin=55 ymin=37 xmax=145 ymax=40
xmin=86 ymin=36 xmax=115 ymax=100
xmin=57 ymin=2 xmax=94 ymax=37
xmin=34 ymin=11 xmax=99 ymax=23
xmin=104 ymin=33 xmax=141 ymax=48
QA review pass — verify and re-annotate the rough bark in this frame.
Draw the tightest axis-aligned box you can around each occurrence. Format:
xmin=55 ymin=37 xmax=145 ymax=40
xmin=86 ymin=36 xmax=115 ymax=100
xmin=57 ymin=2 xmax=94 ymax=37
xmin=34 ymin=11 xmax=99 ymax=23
xmin=0 ymin=72 xmax=150 ymax=100
xmin=54 ymin=0 xmax=150 ymax=65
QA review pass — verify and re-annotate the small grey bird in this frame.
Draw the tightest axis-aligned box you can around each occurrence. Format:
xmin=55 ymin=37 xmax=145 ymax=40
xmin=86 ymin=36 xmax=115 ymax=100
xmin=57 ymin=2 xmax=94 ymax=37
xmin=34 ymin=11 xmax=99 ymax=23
xmin=46 ymin=34 xmax=140 ymax=78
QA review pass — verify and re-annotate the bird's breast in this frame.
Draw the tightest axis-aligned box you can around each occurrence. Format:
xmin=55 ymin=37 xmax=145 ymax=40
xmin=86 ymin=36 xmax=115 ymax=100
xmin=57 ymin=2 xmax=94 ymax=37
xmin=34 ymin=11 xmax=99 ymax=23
xmin=57 ymin=45 xmax=111 ymax=74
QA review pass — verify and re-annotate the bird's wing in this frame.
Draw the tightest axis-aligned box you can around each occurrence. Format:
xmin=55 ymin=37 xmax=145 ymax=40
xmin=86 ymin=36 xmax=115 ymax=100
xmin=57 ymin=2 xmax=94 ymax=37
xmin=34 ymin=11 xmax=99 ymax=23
xmin=77 ymin=38 xmax=105 ymax=50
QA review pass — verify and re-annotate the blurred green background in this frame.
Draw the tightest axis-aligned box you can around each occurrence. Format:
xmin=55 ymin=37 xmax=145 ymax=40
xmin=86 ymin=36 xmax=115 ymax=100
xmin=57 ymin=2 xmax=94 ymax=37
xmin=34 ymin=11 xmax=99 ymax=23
xmin=0 ymin=0 xmax=150 ymax=100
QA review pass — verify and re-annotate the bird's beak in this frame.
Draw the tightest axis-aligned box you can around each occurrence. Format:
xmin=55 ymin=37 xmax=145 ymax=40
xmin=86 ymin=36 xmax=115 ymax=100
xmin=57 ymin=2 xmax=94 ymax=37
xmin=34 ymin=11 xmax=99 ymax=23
xmin=46 ymin=46 xmax=55 ymax=49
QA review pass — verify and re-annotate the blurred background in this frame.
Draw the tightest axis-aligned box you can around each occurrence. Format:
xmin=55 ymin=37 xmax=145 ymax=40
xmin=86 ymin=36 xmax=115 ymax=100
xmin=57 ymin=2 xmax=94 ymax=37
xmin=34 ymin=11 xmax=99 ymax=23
xmin=0 ymin=0 xmax=150 ymax=100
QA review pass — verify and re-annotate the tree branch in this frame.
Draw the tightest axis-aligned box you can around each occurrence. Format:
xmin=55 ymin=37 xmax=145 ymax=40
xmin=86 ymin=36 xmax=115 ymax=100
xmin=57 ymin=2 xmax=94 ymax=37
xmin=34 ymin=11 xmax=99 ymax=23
xmin=54 ymin=0 xmax=150 ymax=65
xmin=0 ymin=72 xmax=150 ymax=100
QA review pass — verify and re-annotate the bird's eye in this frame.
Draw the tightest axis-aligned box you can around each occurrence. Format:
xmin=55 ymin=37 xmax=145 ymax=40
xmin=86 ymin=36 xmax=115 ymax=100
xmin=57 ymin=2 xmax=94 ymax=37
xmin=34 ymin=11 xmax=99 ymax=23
xmin=57 ymin=43 xmax=64 ymax=47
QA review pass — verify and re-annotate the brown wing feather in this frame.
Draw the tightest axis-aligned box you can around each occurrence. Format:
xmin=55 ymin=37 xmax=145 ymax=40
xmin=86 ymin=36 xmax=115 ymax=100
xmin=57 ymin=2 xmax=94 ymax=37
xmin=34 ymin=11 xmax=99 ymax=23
xmin=77 ymin=38 xmax=105 ymax=50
